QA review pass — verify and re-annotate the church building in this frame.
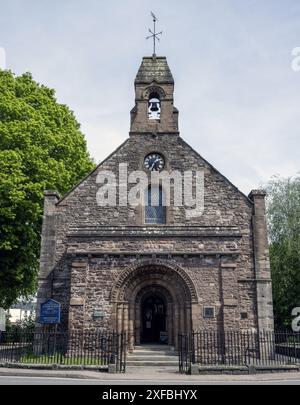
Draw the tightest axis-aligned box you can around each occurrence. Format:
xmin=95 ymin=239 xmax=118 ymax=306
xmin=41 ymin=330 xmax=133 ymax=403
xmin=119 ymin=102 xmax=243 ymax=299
xmin=37 ymin=55 xmax=274 ymax=351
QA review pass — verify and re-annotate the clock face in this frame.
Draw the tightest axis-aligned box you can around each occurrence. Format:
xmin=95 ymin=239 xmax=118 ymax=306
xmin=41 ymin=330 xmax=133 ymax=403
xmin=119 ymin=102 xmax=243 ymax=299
xmin=144 ymin=153 xmax=165 ymax=172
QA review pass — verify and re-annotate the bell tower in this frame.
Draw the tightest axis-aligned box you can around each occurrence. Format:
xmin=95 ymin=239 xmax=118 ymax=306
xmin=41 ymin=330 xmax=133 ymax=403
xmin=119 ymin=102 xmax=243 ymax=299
xmin=130 ymin=56 xmax=179 ymax=135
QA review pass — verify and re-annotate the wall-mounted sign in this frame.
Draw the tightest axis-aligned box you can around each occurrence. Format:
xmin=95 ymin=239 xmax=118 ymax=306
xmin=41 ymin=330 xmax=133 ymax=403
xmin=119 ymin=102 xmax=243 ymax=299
xmin=40 ymin=299 xmax=61 ymax=324
xmin=160 ymin=331 xmax=168 ymax=344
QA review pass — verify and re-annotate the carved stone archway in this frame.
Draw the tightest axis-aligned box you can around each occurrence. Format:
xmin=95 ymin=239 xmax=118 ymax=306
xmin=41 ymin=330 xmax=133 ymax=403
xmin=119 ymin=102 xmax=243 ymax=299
xmin=110 ymin=260 xmax=197 ymax=350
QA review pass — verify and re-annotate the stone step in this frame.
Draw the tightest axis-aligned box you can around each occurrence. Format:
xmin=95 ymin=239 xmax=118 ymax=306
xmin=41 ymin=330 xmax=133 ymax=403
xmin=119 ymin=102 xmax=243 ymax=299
xmin=127 ymin=360 xmax=179 ymax=367
xmin=128 ymin=355 xmax=177 ymax=361
xmin=133 ymin=345 xmax=175 ymax=352
xmin=127 ymin=345 xmax=178 ymax=366
xmin=129 ymin=350 xmax=176 ymax=356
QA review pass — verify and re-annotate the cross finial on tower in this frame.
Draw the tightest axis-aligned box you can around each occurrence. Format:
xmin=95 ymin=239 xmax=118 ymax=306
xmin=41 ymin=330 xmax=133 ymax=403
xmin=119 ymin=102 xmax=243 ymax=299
xmin=146 ymin=12 xmax=163 ymax=57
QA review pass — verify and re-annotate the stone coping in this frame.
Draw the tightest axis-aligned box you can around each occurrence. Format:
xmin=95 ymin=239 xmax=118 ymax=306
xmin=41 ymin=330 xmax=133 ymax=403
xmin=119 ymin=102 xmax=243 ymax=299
xmin=66 ymin=250 xmax=241 ymax=258
xmin=66 ymin=226 xmax=243 ymax=239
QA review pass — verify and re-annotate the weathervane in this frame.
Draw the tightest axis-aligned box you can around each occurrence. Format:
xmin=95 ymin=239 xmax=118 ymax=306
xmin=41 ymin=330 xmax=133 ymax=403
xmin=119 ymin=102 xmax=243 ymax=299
xmin=146 ymin=12 xmax=162 ymax=57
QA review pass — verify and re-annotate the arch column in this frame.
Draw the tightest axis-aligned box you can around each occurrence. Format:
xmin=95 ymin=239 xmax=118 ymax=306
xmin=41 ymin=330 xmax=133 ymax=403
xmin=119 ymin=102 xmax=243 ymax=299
xmin=128 ymin=306 xmax=135 ymax=352
xmin=117 ymin=303 xmax=123 ymax=334
xmin=122 ymin=302 xmax=129 ymax=336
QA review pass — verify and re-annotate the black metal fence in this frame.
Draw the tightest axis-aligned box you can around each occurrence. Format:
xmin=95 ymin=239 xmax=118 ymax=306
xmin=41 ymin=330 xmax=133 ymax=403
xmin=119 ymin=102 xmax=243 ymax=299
xmin=0 ymin=330 xmax=127 ymax=373
xmin=179 ymin=330 xmax=300 ymax=374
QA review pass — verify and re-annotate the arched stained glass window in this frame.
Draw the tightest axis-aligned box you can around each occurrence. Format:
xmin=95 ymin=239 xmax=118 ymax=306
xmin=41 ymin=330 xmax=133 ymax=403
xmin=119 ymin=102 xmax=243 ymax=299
xmin=145 ymin=185 xmax=166 ymax=225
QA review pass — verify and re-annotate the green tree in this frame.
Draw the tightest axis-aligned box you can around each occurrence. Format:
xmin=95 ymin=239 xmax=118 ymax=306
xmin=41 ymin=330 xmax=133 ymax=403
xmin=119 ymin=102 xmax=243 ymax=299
xmin=266 ymin=175 xmax=300 ymax=328
xmin=0 ymin=70 xmax=95 ymax=309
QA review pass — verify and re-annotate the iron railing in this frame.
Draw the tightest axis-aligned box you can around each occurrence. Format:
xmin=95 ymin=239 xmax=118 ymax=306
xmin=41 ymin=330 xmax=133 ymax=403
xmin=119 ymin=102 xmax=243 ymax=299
xmin=179 ymin=330 xmax=300 ymax=374
xmin=0 ymin=330 xmax=127 ymax=373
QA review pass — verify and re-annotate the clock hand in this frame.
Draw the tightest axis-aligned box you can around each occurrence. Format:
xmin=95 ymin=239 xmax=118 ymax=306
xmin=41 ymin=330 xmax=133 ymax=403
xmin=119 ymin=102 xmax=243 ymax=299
xmin=152 ymin=158 xmax=160 ymax=170
xmin=150 ymin=159 xmax=159 ymax=170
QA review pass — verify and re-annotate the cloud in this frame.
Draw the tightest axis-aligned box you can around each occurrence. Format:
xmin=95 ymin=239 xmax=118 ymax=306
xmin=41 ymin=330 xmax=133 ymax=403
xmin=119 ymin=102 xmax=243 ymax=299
xmin=0 ymin=0 xmax=299 ymax=193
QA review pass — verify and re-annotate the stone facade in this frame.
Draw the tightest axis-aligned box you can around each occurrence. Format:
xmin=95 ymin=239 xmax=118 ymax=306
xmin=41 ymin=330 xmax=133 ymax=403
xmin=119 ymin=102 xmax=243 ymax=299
xmin=36 ymin=56 xmax=274 ymax=350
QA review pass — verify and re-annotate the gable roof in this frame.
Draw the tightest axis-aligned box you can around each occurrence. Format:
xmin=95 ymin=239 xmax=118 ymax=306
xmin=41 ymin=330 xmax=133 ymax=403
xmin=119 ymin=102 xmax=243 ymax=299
xmin=56 ymin=136 xmax=253 ymax=207
xmin=178 ymin=137 xmax=254 ymax=205
xmin=56 ymin=139 xmax=130 ymax=206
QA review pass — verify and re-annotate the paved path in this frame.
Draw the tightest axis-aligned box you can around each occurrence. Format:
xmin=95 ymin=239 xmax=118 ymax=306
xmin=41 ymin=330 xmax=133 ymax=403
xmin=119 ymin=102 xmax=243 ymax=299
xmin=0 ymin=375 xmax=300 ymax=385
xmin=0 ymin=367 xmax=299 ymax=385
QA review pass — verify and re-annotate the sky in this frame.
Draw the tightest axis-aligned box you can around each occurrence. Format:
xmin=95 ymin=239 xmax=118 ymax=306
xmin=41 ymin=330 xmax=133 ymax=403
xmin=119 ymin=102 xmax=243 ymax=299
xmin=0 ymin=0 xmax=299 ymax=194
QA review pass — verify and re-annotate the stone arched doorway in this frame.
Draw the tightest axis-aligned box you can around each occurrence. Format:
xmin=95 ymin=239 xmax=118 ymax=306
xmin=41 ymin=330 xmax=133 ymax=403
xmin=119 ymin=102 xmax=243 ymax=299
xmin=110 ymin=261 xmax=198 ymax=351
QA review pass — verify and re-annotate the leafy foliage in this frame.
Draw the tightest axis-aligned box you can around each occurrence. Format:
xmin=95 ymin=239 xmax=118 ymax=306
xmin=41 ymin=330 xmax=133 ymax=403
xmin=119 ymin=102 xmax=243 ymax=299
xmin=266 ymin=175 xmax=300 ymax=328
xmin=0 ymin=70 xmax=95 ymax=308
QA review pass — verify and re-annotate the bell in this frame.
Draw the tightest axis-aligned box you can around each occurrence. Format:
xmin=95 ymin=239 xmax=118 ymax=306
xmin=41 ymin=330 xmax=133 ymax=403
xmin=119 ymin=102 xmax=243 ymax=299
xmin=150 ymin=101 xmax=159 ymax=112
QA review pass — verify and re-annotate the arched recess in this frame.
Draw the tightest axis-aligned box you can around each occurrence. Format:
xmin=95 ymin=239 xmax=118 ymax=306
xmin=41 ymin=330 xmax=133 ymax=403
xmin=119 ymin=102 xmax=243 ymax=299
xmin=110 ymin=260 xmax=198 ymax=350
xmin=143 ymin=85 xmax=166 ymax=100
xmin=144 ymin=86 xmax=165 ymax=121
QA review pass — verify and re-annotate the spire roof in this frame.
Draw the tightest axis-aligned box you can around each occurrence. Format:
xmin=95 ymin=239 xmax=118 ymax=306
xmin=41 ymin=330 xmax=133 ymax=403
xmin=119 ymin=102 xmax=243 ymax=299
xmin=135 ymin=56 xmax=174 ymax=84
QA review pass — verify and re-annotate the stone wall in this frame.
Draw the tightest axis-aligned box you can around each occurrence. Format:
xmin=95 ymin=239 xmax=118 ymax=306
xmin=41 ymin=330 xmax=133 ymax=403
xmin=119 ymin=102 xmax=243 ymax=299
xmin=36 ymin=132 xmax=266 ymax=335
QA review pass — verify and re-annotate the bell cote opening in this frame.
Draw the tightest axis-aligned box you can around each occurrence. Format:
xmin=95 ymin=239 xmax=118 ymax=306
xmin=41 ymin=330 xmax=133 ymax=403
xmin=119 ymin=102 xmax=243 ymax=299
xmin=148 ymin=92 xmax=161 ymax=120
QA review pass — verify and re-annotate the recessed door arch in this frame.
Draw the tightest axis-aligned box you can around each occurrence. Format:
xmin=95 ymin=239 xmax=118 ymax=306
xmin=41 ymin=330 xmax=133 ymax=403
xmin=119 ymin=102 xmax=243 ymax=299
xmin=110 ymin=262 xmax=196 ymax=350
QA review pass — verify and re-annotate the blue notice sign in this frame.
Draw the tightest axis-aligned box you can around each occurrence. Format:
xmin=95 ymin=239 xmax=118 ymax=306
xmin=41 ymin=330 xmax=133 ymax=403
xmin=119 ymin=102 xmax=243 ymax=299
xmin=40 ymin=299 xmax=61 ymax=324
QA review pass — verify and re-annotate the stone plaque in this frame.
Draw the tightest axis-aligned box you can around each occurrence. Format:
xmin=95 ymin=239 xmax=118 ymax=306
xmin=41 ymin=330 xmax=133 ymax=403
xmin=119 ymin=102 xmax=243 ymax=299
xmin=70 ymin=297 xmax=85 ymax=306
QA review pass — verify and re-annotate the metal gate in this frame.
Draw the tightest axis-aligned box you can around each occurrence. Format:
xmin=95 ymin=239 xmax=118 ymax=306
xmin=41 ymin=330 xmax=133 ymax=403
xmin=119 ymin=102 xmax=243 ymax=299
xmin=178 ymin=333 xmax=192 ymax=374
